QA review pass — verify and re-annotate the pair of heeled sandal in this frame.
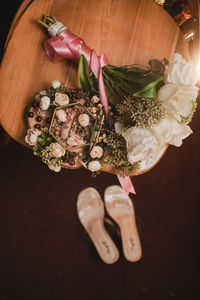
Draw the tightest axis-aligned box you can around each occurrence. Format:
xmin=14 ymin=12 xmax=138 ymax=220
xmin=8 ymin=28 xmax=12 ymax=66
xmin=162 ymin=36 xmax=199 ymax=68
xmin=77 ymin=185 xmax=142 ymax=264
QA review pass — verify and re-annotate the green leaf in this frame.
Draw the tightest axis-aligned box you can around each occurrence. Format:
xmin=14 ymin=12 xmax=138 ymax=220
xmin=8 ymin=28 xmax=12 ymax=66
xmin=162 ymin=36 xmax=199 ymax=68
xmin=40 ymin=132 xmax=46 ymax=138
xmin=133 ymin=76 xmax=163 ymax=98
xmin=134 ymin=86 xmax=157 ymax=98
xmin=103 ymin=64 xmax=164 ymax=105
xmin=78 ymin=55 xmax=91 ymax=92
xmin=88 ymin=73 xmax=99 ymax=94
xmin=162 ymin=58 xmax=169 ymax=66
xmin=109 ymin=64 xmax=150 ymax=74
xmin=104 ymin=64 xmax=150 ymax=83
xmin=35 ymin=143 xmax=43 ymax=150
xmin=37 ymin=137 xmax=46 ymax=144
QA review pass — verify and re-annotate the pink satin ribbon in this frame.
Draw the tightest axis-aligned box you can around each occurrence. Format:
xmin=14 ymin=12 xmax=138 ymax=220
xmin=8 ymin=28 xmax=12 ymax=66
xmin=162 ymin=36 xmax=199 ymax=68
xmin=117 ymin=174 xmax=136 ymax=195
xmin=44 ymin=28 xmax=135 ymax=195
xmin=45 ymin=29 xmax=109 ymax=113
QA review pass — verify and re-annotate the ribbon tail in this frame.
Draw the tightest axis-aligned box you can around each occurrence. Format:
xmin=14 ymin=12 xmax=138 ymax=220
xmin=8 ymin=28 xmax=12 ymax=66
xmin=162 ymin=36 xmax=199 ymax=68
xmin=100 ymin=53 xmax=109 ymax=67
xmin=89 ymin=50 xmax=100 ymax=78
xmin=90 ymin=51 xmax=109 ymax=114
xmin=117 ymin=174 xmax=136 ymax=195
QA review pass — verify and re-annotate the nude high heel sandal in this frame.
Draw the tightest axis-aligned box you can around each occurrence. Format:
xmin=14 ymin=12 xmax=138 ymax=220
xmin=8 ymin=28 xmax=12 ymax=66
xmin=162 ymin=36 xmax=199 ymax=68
xmin=104 ymin=185 xmax=142 ymax=262
xmin=77 ymin=187 xmax=119 ymax=264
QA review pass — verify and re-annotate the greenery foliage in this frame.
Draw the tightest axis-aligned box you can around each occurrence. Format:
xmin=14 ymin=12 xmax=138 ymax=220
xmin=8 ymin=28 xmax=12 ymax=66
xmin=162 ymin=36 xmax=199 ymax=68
xmin=78 ymin=55 xmax=168 ymax=106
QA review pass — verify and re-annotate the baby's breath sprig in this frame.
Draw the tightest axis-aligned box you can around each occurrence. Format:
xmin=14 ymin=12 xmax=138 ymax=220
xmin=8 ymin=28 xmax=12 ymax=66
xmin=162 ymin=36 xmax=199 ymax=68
xmin=103 ymin=130 xmax=140 ymax=177
xmin=116 ymin=96 xmax=165 ymax=129
xmin=40 ymin=146 xmax=63 ymax=167
xmin=40 ymin=146 xmax=52 ymax=164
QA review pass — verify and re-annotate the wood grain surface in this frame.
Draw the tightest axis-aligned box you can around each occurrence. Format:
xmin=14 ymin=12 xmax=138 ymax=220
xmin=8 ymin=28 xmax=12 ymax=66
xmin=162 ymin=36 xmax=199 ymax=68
xmin=0 ymin=0 xmax=189 ymax=146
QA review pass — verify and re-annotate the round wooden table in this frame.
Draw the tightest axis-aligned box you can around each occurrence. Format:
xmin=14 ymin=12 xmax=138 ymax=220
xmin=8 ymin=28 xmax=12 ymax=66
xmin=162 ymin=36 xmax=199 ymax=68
xmin=0 ymin=0 xmax=189 ymax=147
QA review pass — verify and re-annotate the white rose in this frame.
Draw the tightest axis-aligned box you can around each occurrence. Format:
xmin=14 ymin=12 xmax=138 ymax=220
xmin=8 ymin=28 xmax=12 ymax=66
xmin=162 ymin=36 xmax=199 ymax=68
xmin=78 ymin=114 xmax=90 ymax=127
xmin=67 ymin=134 xmax=85 ymax=146
xmin=52 ymin=80 xmax=61 ymax=89
xmin=151 ymin=116 xmax=192 ymax=147
xmin=54 ymin=93 xmax=69 ymax=106
xmin=164 ymin=53 xmax=198 ymax=87
xmin=122 ymin=127 xmax=160 ymax=164
xmin=51 ymin=142 xmax=66 ymax=158
xmin=40 ymin=96 xmax=50 ymax=110
xmin=88 ymin=160 xmax=101 ymax=172
xmin=90 ymin=146 xmax=103 ymax=158
xmin=56 ymin=109 xmax=67 ymax=122
xmin=158 ymin=83 xmax=198 ymax=123
xmin=25 ymin=129 xmax=41 ymax=146
xmin=48 ymin=159 xmax=61 ymax=172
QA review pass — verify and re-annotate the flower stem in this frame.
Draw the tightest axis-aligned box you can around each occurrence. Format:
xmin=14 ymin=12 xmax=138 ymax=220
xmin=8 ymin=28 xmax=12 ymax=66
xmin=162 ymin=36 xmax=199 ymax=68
xmin=36 ymin=15 xmax=57 ymax=30
xmin=118 ymin=125 xmax=131 ymax=135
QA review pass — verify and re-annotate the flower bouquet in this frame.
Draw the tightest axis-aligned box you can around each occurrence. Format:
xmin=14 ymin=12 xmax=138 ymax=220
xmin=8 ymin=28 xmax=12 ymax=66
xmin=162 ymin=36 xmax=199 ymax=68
xmin=25 ymin=15 xmax=199 ymax=194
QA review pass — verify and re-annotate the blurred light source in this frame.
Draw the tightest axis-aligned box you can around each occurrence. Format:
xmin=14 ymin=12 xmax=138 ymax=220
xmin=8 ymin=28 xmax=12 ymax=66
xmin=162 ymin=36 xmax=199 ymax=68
xmin=154 ymin=0 xmax=165 ymax=6
xmin=198 ymin=57 xmax=200 ymax=72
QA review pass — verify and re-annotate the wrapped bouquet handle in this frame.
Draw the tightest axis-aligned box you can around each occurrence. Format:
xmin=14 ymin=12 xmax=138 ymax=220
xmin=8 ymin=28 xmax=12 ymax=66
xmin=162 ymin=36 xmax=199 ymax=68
xmin=40 ymin=17 xmax=109 ymax=114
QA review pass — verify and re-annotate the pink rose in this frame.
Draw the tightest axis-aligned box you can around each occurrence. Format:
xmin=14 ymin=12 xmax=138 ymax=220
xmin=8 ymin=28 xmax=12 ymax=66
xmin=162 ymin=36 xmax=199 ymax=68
xmin=25 ymin=129 xmax=41 ymax=146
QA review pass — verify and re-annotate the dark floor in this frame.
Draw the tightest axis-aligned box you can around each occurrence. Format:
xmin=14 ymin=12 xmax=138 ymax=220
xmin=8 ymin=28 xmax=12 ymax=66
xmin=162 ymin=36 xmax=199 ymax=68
xmin=0 ymin=1 xmax=200 ymax=300
xmin=1 ymin=117 xmax=200 ymax=300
